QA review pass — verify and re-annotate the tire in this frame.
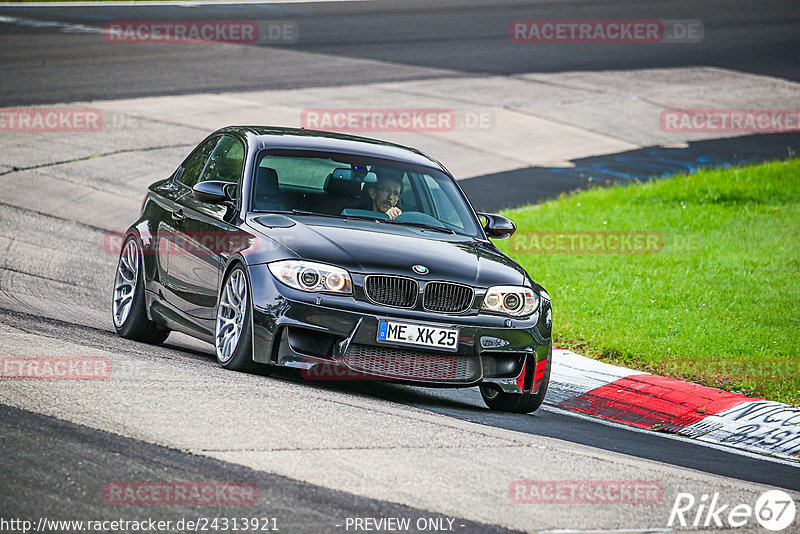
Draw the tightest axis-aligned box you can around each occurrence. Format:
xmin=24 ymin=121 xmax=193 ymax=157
xmin=215 ymin=265 xmax=258 ymax=372
xmin=112 ymin=236 xmax=170 ymax=344
xmin=480 ymin=348 xmax=551 ymax=413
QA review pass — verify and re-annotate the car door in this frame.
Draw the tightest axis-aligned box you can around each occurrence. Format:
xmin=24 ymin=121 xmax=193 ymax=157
xmin=164 ymin=135 xmax=245 ymax=322
xmin=145 ymin=175 xmax=185 ymax=294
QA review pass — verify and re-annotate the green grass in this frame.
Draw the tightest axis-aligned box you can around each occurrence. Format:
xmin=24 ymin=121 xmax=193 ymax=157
xmin=496 ymin=159 xmax=800 ymax=405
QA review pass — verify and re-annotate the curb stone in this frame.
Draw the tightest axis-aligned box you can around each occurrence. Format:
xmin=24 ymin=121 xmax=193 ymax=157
xmin=548 ymin=349 xmax=800 ymax=461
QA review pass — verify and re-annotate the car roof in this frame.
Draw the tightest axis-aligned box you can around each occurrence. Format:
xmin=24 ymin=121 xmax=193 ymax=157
xmin=216 ymin=126 xmax=447 ymax=173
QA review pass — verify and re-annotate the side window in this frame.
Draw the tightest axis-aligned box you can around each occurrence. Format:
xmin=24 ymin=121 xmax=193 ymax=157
xmin=178 ymin=137 xmax=219 ymax=189
xmin=200 ymin=135 xmax=245 ymax=185
xmin=423 ymin=175 xmax=462 ymax=229
xmin=398 ymin=174 xmax=418 ymax=211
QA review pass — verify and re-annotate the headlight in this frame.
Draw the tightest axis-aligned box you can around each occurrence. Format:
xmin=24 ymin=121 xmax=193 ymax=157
xmin=482 ymin=286 xmax=539 ymax=317
xmin=268 ymin=260 xmax=352 ymax=294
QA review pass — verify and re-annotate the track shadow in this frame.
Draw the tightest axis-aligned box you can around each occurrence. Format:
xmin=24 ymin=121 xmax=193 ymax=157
xmin=460 ymin=133 xmax=800 ymax=212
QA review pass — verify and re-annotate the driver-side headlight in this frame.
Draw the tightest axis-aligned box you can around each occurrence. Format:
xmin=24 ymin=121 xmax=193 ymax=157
xmin=481 ymin=286 xmax=539 ymax=317
xmin=268 ymin=260 xmax=352 ymax=294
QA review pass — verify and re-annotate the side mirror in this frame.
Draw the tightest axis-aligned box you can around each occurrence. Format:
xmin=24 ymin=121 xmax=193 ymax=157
xmin=478 ymin=212 xmax=516 ymax=239
xmin=193 ymin=181 xmax=235 ymax=204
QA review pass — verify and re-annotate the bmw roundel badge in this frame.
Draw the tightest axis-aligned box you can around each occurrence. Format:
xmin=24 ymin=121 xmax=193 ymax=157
xmin=412 ymin=265 xmax=429 ymax=275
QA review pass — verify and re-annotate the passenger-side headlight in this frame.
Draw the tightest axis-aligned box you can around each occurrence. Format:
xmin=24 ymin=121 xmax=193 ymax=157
xmin=268 ymin=260 xmax=352 ymax=294
xmin=482 ymin=286 xmax=539 ymax=317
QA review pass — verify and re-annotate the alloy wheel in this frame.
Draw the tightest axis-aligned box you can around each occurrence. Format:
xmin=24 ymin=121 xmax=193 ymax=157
xmin=112 ymin=238 xmax=139 ymax=328
xmin=216 ymin=269 xmax=248 ymax=363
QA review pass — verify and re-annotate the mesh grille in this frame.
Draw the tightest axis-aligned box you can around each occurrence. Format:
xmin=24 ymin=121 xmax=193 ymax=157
xmin=423 ymin=282 xmax=474 ymax=313
xmin=342 ymin=344 xmax=479 ymax=382
xmin=364 ymin=276 xmax=418 ymax=308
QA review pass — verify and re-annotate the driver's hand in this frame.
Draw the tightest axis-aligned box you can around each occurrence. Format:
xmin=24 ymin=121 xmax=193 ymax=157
xmin=386 ymin=207 xmax=402 ymax=220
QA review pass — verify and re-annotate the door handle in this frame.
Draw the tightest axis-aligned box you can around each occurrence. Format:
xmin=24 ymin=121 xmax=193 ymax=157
xmin=172 ymin=209 xmax=186 ymax=223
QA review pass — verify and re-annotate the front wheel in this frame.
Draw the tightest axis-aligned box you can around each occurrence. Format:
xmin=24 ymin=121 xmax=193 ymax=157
xmin=215 ymin=266 xmax=258 ymax=372
xmin=480 ymin=351 xmax=551 ymax=413
xmin=112 ymin=236 xmax=170 ymax=344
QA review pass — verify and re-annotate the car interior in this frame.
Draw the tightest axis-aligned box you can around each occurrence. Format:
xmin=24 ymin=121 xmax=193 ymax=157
xmin=247 ymin=152 xmax=479 ymax=237
xmin=251 ymin=160 xmax=417 ymax=217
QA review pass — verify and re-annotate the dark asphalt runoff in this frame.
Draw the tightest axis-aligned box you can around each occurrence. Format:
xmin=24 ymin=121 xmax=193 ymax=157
xmin=0 ymin=0 xmax=799 ymax=105
xmin=460 ymin=133 xmax=800 ymax=212
xmin=0 ymin=403 xmax=520 ymax=534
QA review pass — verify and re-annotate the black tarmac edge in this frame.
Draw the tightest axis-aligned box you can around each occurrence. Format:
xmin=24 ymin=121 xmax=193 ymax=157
xmin=0 ymin=403 xmax=521 ymax=534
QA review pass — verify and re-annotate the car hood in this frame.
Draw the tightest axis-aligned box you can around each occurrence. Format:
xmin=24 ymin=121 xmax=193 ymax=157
xmin=246 ymin=215 xmax=526 ymax=287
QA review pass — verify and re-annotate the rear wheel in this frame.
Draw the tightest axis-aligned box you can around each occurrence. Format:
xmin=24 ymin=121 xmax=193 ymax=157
xmin=112 ymin=236 xmax=170 ymax=344
xmin=480 ymin=350 xmax=551 ymax=413
xmin=215 ymin=266 xmax=258 ymax=372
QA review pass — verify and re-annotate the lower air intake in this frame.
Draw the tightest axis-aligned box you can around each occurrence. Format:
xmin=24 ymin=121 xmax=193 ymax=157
xmin=342 ymin=343 xmax=479 ymax=382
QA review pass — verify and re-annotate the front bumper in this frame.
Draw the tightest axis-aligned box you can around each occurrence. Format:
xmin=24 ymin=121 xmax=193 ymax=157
xmin=248 ymin=264 xmax=552 ymax=394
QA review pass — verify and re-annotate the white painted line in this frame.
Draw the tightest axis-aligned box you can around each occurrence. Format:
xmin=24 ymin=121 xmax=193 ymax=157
xmin=0 ymin=14 xmax=102 ymax=34
xmin=541 ymin=404 xmax=800 ymax=468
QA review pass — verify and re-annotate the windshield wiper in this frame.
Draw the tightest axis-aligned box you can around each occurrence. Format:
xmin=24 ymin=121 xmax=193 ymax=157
xmin=383 ymin=220 xmax=455 ymax=234
xmin=287 ymin=210 xmax=385 ymax=223
xmin=285 ymin=209 xmax=353 ymax=220
xmin=290 ymin=209 xmax=328 ymax=217
xmin=280 ymin=210 xmax=455 ymax=233
xmin=255 ymin=209 xmax=325 ymax=216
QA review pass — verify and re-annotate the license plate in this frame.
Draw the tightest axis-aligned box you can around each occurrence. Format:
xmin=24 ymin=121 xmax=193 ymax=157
xmin=377 ymin=320 xmax=458 ymax=351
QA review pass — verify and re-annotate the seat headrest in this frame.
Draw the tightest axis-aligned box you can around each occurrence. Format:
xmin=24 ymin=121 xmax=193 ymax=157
xmin=255 ymin=167 xmax=279 ymax=197
xmin=253 ymin=167 xmax=280 ymax=210
xmin=324 ymin=174 xmax=362 ymax=197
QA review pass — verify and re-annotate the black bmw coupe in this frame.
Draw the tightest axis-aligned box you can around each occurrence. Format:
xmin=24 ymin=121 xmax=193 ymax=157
xmin=112 ymin=127 xmax=553 ymax=413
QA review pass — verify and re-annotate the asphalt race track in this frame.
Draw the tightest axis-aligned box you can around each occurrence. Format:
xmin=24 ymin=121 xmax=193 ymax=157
xmin=1 ymin=1 xmax=800 ymax=532
xmin=0 ymin=403 xmax=519 ymax=534
xmin=1 ymin=0 xmax=799 ymax=104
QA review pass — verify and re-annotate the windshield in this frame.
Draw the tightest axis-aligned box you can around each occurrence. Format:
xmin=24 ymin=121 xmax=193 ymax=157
xmin=250 ymin=149 xmax=482 ymax=238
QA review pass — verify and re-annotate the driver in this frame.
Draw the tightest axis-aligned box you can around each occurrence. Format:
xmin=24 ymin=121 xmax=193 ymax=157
xmin=367 ymin=167 xmax=403 ymax=220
